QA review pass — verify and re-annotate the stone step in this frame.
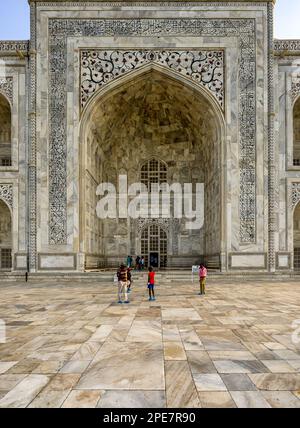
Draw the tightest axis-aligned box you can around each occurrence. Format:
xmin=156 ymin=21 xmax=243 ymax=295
xmin=2 ymin=270 xmax=300 ymax=284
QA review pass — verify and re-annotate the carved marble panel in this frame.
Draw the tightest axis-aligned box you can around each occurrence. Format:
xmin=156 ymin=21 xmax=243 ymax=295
xmin=80 ymin=50 xmax=224 ymax=110
xmin=135 ymin=218 xmax=175 ymax=235
xmin=0 ymin=41 xmax=29 ymax=55
xmin=274 ymin=39 xmax=300 ymax=53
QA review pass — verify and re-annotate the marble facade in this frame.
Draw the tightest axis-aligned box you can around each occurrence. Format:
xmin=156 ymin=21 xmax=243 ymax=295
xmin=0 ymin=0 xmax=300 ymax=274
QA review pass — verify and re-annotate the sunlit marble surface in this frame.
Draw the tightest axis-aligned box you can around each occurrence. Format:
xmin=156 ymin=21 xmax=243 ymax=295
xmin=0 ymin=279 xmax=300 ymax=408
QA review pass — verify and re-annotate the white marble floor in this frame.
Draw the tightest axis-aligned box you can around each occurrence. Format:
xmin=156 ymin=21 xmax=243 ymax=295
xmin=0 ymin=279 xmax=300 ymax=408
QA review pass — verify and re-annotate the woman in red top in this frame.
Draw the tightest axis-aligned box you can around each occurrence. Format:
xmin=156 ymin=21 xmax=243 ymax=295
xmin=148 ymin=266 xmax=156 ymax=301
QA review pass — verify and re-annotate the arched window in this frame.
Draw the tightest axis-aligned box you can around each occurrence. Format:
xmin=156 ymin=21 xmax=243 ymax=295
xmin=0 ymin=199 xmax=12 ymax=270
xmin=141 ymin=158 xmax=167 ymax=191
xmin=293 ymin=97 xmax=300 ymax=166
xmin=0 ymin=93 xmax=12 ymax=167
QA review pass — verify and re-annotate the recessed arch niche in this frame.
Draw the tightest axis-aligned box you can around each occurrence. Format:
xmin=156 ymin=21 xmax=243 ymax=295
xmin=80 ymin=67 xmax=225 ymax=270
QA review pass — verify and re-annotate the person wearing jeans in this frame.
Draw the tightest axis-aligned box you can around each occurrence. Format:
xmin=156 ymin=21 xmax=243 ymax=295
xmin=148 ymin=266 xmax=156 ymax=301
xmin=117 ymin=264 xmax=129 ymax=304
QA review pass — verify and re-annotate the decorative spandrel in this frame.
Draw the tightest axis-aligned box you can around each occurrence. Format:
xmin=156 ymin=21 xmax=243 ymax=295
xmin=0 ymin=184 xmax=13 ymax=210
xmin=80 ymin=50 xmax=224 ymax=111
xmin=291 ymin=78 xmax=300 ymax=103
xmin=291 ymin=183 xmax=300 ymax=208
xmin=0 ymin=77 xmax=13 ymax=105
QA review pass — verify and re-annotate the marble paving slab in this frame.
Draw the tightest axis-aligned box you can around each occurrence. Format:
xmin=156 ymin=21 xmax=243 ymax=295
xmin=97 ymin=390 xmax=166 ymax=408
xmin=260 ymin=359 xmax=296 ymax=373
xmin=0 ymin=374 xmax=28 ymax=392
xmin=193 ymin=374 xmax=227 ymax=392
xmin=221 ymin=374 xmax=257 ymax=391
xmin=198 ymin=391 xmax=236 ymax=408
xmin=28 ymin=374 xmax=81 ymax=408
xmin=164 ymin=341 xmax=186 ymax=360
xmin=213 ymin=360 xmax=268 ymax=374
xmin=62 ymin=390 xmax=104 ymax=408
xmin=162 ymin=308 xmax=202 ymax=322
xmin=186 ymin=351 xmax=217 ymax=374
xmin=230 ymin=391 xmax=271 ymax=408
xmin=76 ymin=342 xmax=164 ymax=390
xmin=248 ymin=373 xmax=300 ymax=391
xmin=126 ymin=320 xmax=162 ymax=343
xmin=261 ymin=391 xmax=300 ymax=408
xmin=0 ymin=362 xmax=18 ymax=374
xmin=0 ymin=374 xmax=50 ymax=408
xmin=165 ymin=361 xmax=200 ymax=408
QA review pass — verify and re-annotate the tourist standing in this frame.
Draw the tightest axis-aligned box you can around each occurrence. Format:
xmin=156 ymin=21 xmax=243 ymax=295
xmin=140 ymin=256 xmax=145 ymax=271
xmin=199 ymin=264 xmax=207 ymax=295
xmin=127 ymin=255 xmax=133 ymax=268
xmin=117 ymin=263 xmax=129 ymax=304
xmin=147 ymin=266 xmax=156 ymax=301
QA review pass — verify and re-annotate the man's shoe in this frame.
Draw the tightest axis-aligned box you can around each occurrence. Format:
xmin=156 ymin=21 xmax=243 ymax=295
xmin=118 ymin=300 xmax=123 ymax=304
xmin=124 ymin=300 xmax=130 ymax=304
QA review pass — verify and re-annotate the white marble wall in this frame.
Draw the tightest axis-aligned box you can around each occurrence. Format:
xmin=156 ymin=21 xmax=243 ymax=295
xmin=30 ymin=1 xmax=271 ymax=272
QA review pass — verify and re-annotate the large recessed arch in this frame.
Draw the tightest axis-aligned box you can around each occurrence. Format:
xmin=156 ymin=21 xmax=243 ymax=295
xmin=0 ymin=93 xmax=12 ymax=167
xmin=79 ymin=66 xmax=226 ymax=270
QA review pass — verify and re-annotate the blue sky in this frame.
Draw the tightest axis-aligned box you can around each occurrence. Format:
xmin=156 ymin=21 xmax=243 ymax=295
xmin=0 ymin=0 xmax=299 ymax=40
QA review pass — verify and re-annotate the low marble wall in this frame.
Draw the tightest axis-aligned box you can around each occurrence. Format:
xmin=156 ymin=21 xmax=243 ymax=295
xmin=276 ymin=253 xmax=291 ymax=270
xmin=38 ymin=254 xmax=77 ymax=270
xmin=229 ymin=253 xmax=267 ymax=270
xmin=14 ymin=254 xmax=27 ymax=271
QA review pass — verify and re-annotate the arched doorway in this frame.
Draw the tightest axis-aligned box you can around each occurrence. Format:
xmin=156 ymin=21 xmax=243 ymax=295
xmin=0 ymin=199 xmax=12 ymax=270
xmin=294 ymin=201 xmax=300 ymax=270
xmin=141 ymin=223 xmax=168 ymax=268
xmin=80 ymin=66 xmax=225 ymax=270
xmin=0 ymin=93 xmax=12 ymax=167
